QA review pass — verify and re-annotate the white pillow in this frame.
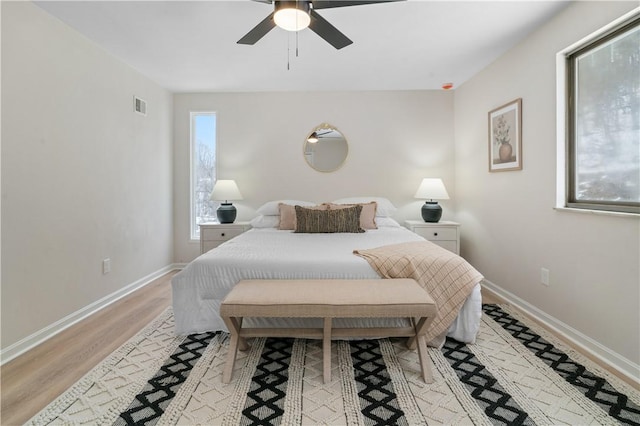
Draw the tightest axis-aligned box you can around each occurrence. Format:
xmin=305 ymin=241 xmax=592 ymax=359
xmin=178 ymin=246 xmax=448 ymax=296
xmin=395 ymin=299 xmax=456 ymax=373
xmin=256 ymin=200 xmax=316 ymax=216
xmin=331 ymin=197 xmax=397 ymax=217
xmin=250 ymin=215 xmax=280 ymax=228
xmin=375 ymin=217 xmax=402 ymax=227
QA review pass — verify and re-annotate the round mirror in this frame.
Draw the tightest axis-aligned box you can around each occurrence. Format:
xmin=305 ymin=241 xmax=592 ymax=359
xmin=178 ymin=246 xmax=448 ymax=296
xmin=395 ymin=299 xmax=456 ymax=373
xmin=303 ymin=123 xmax=348 ymax=172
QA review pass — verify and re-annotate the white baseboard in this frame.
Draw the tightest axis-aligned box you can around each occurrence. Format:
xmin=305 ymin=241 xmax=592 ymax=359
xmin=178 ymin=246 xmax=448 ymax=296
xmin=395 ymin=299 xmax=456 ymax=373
xmin=0 ymin=264 xmax=182 ymax=365
xmin=481 ymin=279 xmax=640 ymax=386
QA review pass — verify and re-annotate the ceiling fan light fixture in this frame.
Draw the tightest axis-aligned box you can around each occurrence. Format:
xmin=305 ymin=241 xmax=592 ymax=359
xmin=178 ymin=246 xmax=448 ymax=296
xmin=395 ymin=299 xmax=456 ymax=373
xmin=274 ymin=1 xmax=311 ymax=32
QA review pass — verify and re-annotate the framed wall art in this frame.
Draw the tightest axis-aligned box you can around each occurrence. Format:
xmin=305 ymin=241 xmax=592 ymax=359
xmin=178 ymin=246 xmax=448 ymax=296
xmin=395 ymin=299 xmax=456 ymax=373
xmin=488 ymin=98 xmax=522 ymax=172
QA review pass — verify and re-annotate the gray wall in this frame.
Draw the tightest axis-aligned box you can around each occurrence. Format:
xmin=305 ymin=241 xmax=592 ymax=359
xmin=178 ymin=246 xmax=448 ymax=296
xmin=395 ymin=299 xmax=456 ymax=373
xmin=454 ymin=1 xmax=639 ymax=374
xmin=1 ymin=2 xmax=174 ymax=351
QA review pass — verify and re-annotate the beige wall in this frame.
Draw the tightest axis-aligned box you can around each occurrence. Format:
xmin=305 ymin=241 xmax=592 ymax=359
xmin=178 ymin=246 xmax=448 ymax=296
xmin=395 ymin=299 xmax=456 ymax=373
xmin=1 ymin=2 xmax=174 ymax=352
xmin=173 ymin=91 xmax=455 ymax=262
xmin=454 ymin=1 xmax=639 ymax=375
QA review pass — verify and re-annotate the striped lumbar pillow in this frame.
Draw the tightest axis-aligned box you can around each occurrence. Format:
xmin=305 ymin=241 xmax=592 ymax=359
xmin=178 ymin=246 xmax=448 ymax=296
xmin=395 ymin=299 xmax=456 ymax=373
xmin=294 ymin=205 xmax=364 ymax=233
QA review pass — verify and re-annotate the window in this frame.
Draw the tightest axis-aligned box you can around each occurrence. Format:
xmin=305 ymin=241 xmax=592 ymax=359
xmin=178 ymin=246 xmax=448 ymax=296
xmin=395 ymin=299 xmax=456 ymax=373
xmin=565 ymin=15 xmax=639 ymax=214
xmin=191 ymin=112 xmax=217 ymax=239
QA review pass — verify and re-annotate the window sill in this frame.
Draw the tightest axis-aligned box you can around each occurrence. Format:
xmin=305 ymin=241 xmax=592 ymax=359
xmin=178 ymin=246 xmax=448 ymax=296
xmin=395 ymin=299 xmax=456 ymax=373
xmin=554 ymin=207 xmax=639 ymax=219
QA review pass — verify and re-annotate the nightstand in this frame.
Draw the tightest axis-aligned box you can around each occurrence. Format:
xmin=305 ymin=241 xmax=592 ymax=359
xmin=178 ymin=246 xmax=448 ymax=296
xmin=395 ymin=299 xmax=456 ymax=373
xmin=199 ymin=222 xmax=251 ymax=254
xmin=405 ymin=220 xmax=460 ymax=255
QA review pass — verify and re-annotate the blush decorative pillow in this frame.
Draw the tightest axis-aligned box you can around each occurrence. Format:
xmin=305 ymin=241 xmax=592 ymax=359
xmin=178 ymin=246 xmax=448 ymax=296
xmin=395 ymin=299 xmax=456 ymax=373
xmin=278 ymin=203 xmax=326 ymax=230
xmin=326 ymin=202 xmax=378 ymax=229
xmin=294 ymin=205 xmax=365 ymax=233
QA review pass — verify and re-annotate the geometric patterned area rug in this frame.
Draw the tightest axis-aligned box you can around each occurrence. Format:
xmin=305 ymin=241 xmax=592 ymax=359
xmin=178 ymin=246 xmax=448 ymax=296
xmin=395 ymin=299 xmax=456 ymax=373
xmin=27 ymin=305 xmax=640 ymax=426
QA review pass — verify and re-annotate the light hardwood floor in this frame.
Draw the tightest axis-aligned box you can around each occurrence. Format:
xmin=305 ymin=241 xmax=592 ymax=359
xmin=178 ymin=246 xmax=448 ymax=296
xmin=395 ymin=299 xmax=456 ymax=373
xmin=1 ymin=277 xmax=635 ymax=424
xmin=0 ymin=271 xmax=175 ymax=425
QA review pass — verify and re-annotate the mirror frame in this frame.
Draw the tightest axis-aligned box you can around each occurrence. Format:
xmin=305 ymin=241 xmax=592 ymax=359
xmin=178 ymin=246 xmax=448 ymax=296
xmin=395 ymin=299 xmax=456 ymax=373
xmin=303 ymin=123 xmax=349 ymax=173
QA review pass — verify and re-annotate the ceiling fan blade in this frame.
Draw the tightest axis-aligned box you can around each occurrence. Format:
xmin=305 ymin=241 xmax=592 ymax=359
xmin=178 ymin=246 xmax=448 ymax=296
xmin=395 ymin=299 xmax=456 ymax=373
xmin=311 ymin=0 xmax=403 ymax=10
xmin=308 ymin=9 xmax=352 ymax=50
xmin=237 ymin=12 xmax=276 ymax=45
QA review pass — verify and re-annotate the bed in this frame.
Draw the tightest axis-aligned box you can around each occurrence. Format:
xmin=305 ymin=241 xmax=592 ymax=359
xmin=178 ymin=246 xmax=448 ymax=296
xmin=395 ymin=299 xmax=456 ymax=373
xmin=172 ymin=199 xmax=484 ymax=347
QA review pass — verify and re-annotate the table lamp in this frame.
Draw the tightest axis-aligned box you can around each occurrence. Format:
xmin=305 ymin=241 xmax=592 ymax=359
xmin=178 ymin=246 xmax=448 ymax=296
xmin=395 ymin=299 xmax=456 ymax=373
xmin=414 ymin=178 xmax=450 ymax=222
xmin=210 ymin=180 xmax=243 ymax=223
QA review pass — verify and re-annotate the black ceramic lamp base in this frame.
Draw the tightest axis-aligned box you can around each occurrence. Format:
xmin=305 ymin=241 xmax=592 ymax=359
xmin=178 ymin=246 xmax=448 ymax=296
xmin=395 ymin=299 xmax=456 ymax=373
xmin=421 ymin=201 xmax=442 ymax=222
xmin=216 ymin=203 xmax=237 ymax=224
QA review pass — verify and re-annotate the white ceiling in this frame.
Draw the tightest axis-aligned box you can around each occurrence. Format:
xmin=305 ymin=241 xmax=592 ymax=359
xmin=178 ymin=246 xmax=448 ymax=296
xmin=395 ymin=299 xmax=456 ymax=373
xmin=34 ymin=0 xmax=570 ymax=93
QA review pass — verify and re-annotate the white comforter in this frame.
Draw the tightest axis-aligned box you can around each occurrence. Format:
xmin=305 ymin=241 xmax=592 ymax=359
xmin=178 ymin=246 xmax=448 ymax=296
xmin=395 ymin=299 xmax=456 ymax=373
xmin=171 ymin=227 xmax=482 ymax=343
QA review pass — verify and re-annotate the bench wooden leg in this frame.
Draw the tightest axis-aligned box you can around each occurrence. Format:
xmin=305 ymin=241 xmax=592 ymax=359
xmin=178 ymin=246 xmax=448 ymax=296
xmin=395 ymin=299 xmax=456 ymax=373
xmin=238 ymin=335 xmax=250 ymax=352
xmin=222 ymin=316 xmax=243 ymax=384
xmin=407 ymin=315 xmax=435 ymax=350
xmin=412 ymin=316 xmax=435 ymax=383
xmin=416 ymin=334 xmax=434 ymax=383
xmin=323 ymin=317 xmax=332 ymax=384
xmin=406 ymin=317 xmax=419 ymax=350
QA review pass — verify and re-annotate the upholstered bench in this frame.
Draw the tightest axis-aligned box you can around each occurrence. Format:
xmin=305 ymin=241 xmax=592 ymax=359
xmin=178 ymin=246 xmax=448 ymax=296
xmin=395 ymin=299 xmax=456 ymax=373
xmin=219 ymin=278 xmax=437 ymax=384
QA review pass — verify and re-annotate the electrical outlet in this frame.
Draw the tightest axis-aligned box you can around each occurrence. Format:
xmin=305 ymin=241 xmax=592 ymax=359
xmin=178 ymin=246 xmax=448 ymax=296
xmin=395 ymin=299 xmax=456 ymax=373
xmin=541 ymin=268 xmax=549 ymax=286
xmin=103 ymin=258 xmax=111 ymax=275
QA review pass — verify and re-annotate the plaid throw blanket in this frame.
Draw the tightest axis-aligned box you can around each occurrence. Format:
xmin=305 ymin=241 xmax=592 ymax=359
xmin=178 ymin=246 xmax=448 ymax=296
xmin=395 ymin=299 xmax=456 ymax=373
xmin=354 ymin=241 xmax=483 ymax=346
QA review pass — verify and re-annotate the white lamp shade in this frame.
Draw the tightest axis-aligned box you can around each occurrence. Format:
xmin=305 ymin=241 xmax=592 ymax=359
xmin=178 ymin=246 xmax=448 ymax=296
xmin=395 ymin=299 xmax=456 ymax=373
xmin=210 ymin=180 xmax=243 ymax=202
xmin=274 ymin=7 xmax=310 ymax=31
xmin=414 ymin=178 xmax=450 ymax=200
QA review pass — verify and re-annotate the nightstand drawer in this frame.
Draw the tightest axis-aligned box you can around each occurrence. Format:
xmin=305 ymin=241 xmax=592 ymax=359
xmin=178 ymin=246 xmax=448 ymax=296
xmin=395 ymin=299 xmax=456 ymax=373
xmin=201 ymin=227 xmax=244 ymax=242
xmin=431 ymin=240 xmax=458 ymax=253
xmin=416 ymin=227 xmax=457 ymax=241
xmin=199 ymin=222 xmax=251 ymax=254
xmin=405 ymin=220 xmax=460 ymax=255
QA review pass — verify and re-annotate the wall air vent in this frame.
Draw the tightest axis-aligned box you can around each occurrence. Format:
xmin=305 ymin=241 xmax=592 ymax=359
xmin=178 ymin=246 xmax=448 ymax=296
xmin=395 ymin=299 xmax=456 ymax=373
xmin=134 ymin=96 xmax=147 ymax=116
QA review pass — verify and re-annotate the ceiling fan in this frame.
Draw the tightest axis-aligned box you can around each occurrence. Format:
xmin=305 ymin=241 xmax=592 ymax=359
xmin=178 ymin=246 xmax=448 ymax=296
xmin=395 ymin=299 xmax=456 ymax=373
xmin=238 ymin=0 xmax=404 ymax=50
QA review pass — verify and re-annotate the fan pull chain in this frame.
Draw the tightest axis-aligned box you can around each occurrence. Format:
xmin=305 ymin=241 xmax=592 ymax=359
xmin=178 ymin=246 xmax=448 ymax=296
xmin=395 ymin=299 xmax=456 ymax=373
xmin=286 ymin=0 xmax=302 ymax=71
xmin=296 ymin=0 xmax=300 ymax=57
xmin=286 ymin=32 xmax=300 ymax=70
xmin=287 ymin=33 xmax=290 ymax=70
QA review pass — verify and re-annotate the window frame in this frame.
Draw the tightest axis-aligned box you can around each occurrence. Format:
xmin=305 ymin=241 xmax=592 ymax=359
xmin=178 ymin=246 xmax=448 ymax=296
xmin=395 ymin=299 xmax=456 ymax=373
xmin=190 ymin=111 xmax=218 ymax=241
xmin=563 ymin=13 xmax=640 ymax=215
